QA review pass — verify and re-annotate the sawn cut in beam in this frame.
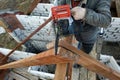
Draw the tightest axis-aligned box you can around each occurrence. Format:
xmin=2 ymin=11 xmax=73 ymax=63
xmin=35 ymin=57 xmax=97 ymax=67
xmin=0 ymin=48 xmax=72 ymax=69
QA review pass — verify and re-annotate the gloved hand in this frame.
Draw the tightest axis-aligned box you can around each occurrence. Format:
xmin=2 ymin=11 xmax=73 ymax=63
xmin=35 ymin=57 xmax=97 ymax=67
xmin=71 ymin=6 xmax=86 ymax=20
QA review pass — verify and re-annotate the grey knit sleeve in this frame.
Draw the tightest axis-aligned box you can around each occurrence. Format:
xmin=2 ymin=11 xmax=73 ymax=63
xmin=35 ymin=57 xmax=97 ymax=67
xmin=85 ymin=0 xmax=112 ymax=28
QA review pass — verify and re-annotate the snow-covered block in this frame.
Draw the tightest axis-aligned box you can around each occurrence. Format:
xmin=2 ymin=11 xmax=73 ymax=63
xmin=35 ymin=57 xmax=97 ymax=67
xmin=16 ymin=15 xmax=55 ymax=41
xmin=11 ymin=28 xmax=25 ymax=41
xmin=99 ymin=54 xmax=120 ymax=80
xmin=31 ymin=3 xmax=54 ymax=17
xmin=30 ymin=41 xmax=51 ymax=50
xmin=103 ymin=32 xmax=120 ymax=42
xmin=100 ymin=55 xmax=120 ymax=72
xmin=103 ymin=17 xmax=120 ymax=42
xmin=11 ymin=15 xmax=55 ymax=51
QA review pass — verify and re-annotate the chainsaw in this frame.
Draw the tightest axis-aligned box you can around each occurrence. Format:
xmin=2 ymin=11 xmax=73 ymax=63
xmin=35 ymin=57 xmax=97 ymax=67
xmin=51 ymin=0 xmax=87 ymax=54
xmin=51 ymin=5 xmax=71 ymax=55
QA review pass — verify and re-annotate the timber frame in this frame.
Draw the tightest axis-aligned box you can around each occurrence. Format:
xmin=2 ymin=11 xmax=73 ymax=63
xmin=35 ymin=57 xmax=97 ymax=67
xmin=0 ymin=0 xmax=120 ymax=79
xmin=0 ymin=36 xmax=120 ymax=80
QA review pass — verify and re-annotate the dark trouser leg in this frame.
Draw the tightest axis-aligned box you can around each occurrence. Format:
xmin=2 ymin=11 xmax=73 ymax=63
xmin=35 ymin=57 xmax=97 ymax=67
xmin=82 ymin=43 xmax=94 ymax=54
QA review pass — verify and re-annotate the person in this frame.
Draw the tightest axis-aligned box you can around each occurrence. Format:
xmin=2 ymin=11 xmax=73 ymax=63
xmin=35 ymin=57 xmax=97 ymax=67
xmin=68 ymin=0 xmax=112 ymax=68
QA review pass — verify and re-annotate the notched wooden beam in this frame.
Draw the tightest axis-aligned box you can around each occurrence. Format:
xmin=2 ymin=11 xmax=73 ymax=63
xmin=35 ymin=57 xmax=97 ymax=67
xmin=47 ymin=40 xmax=120 ymax=80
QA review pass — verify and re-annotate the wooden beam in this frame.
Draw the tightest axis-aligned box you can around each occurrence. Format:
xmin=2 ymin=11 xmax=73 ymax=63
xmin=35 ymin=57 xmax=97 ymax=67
xmin=54 ymin=63 xmax=68 ymax=80
xmin=67 ymin=63 xmax=73 ymax=80
xmin=0 ymin=49 xmax=72 ymax=69
xmin=58 ymin=41 xmax=120 ymax=80
xmin=115 ymin=0 xmax=120 ymax=17
xmin=47 ymin=40 xmax=120 ymax=80
xmin=54 ymin=36 xmax=73 ymax=80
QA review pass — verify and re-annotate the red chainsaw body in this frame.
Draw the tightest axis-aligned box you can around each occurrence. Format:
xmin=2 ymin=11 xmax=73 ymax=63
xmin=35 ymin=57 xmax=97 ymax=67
xmin=51 ymin=5 xmax=71 ymax=20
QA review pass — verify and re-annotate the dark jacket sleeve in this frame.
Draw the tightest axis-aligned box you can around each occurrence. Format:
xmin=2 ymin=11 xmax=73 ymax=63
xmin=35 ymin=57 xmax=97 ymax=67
xmin=85 ymin=0 xmax=112 ymax=28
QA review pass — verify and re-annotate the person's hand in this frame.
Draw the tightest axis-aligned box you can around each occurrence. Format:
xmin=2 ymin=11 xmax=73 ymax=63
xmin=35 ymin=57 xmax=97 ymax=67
xmin=71 ymin=6 xmax=86 ymax=20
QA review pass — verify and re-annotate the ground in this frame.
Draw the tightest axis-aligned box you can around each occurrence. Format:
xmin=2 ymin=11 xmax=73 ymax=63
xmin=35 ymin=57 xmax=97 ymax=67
xmin=102 ymin=41 xmax=120 ymax=64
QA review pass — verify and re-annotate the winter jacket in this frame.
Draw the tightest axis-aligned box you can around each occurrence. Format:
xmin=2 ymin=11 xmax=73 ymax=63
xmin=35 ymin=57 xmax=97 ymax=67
xmin=70 ymin=0 xmax=112 ymax=44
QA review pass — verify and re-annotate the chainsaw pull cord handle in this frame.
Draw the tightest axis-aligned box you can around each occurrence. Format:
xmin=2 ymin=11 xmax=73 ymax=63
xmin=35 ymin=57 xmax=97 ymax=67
xmin=0 ymin=17 xmax=53 ymax=62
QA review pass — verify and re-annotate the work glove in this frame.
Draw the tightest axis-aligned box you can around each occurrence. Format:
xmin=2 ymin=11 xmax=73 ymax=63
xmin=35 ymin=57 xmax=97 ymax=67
xmin=71 ymin=6 xmax=86 ymax=20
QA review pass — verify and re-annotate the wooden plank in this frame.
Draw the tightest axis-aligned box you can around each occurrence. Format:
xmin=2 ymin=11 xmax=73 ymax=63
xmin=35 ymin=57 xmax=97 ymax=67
xmin=54 ymin=63 xmax=68 ymax=80
xmin=67 ymin=63 xmax=73 ymax=80
xmin=115 ymin=0 xmax=120 ymax=17
xmin=0 ymin=49 xmax=72 ymax=69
